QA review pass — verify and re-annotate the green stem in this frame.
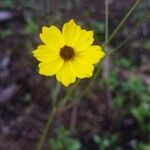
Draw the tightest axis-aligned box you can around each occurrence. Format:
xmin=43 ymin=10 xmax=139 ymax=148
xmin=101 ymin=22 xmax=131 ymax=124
xmin=110 ymin=26 xmax=136 ymax=54
xmin=111 ymin=4 xmax=148 ymax=54
xmin=36 ymin=108 xmax=57 ymax=150
xmin=58 ymin=82 xmax=79 ymax=108
xmin=36 ymin=84 xmax=78 ymax=150
xmin=51 ymin=82 xmax=61 ymax=109
xmin=79 ymin=0 xmax=108 ymax=98
xmin=77 ymin=65 xmax=102 ymax=101
xmin=103 ymin=0 xmax=109 ymax=79
xmin=105 ymin=0 xmax=109 ymax=44
xmin=107 ymin=0 xmax=140 ymax=44
xmin=46 ymin=0 xmax=51 ymax=21
xmin=59 ymin=88 xmax=73 ymax=107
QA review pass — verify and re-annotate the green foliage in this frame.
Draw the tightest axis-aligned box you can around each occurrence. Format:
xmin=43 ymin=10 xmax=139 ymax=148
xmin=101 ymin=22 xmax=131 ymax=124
xmin=106 ymin=63 xmax=150 ymax=129
xmin=90 ymin=21 xmax=105 ymax=34
xmin=113 ymin=94 xmax=125 ymax=108
xmin=130 ymin=84 xmax=150 ymax=130
xmin=132 ymin=142 xmax=150 ymax=150
xmin=131 ymin=102 xmax=150 ymax=129
xmin=107 ymin=71 xmax=119 ymax=91
xmin=25 ymin=17 xmax=39 ymax=34
xmin=115 ymin=57 xmax=136 ymax=70
xmin=0 ymin=0 xmax=14 ymax=8
xmin=144 ymin=39 xmax=150 ymax=49
xmin=121 ymin=77 xmax=150 ymax=129
xmin=106 ymin=70 xmax=125 ymax=108
xmin=121 ymin=77 xmax=146 ymax=95
xmin=93 ymin=135 xmax=122 ymax=150
xmin=0 ymin=29 xmax=13 ymax=38
xmin=49 ymin=127 xmax=81 ymax=150
xmin=138 ymin=144 xmax=150 ymax=150
xmin=120 ymin=77 xmax=150 ymax=129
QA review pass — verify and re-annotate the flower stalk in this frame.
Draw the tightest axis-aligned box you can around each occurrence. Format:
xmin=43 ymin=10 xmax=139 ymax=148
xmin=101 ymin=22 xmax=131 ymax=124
xmin=36 ymin=108 xmax=57 ymax=150
xmin=107 ymin=0 xmax=140 ymax=44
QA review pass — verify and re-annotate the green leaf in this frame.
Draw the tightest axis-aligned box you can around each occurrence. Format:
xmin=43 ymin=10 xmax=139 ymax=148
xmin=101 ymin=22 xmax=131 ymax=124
xmin=49 ymin=126 xmax=81 ymax=150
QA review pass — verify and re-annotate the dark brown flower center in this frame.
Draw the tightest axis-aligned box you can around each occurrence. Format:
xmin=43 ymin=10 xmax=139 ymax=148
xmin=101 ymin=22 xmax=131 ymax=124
xmin=59 ymin=45 xmax=75 ymax=61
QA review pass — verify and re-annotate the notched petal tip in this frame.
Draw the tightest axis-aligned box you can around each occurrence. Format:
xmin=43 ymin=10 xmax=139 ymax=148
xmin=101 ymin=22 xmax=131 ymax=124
xmin=56 ymin=75 xmax=76 ymax=87
xmin=32 ymin=51 xmax=37 ymax=58
xmin=41 ymin=26 xmax=49 ymax=34
xmin=38 ymin=64 xmax=51 ymax=76
xmin=99 ymin=50 xmax=106 ymax=59
xmin=32 ymin=49 xmax=40 ymax=58
xmin=94 ymin=45 xmax=106 ymax=59
xmin=32 ymin=50 xmax=36 ymax=55
xmin=65 ymin=19 xmax=81 ymax=30
xmin=32 ymin=45 xmax=47 ymax=60
xmin=86 ymin=66 xmax=94 ymax=77
xmin=32 ymin=45 xmax=41 ymax=54
xmin=68 ymin=19 xmax=76 ymax=24
xmin=61 ymin=77 xmax=76 ymax=87
xmin=88 ymin=30 xmax=94 ymax=36
xmin=56 ymin=76 xmax=73 ymax=87
xmin=41 ymin=25 xmax=61 ymax=35
xmin=56 ymin=62 xmax=76 ymax=87
xmin=69 ymin=19 xmax=74 ymax=22
xmin=62 ymin=82 xmax=71 ymax=87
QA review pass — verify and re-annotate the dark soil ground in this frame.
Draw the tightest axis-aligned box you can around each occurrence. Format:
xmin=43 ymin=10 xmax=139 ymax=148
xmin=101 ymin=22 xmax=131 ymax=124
xmin=0 ymin=0 xmax=150 ymax=150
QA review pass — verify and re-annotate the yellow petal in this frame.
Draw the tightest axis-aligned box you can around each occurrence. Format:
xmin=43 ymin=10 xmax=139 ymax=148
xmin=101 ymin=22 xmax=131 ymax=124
xmin=38 ymin=58 xmax=64 ymax=76
xmin=71 ymin=58 xmax=94 ymax=79
xmin=62 ymin=19 xmax=81 ymax=46
xmin=33 ymin=45 xmax=59 ymax=62
xmin=76 ymin=45 xmax=105 ymax=64
xmin=40 ymin=26 xmax=64 ymax=49
xmin=56 ymin=62 xmax=76 ymax=86
xmin=73 ymin=30 xmax=94 ymax=52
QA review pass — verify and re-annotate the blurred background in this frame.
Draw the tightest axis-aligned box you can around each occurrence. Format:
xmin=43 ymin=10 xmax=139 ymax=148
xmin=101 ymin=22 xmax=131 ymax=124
xmin=0 ymin=0 xmax=150 ymax=149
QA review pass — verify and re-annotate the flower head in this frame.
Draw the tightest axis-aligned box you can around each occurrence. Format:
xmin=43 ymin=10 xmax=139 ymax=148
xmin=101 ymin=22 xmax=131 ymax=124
xmin=33 ymin=19 xmax=105 ymax=86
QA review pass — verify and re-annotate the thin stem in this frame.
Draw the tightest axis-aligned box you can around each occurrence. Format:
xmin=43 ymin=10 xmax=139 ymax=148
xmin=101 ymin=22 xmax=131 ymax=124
xmin=77 ymin=65 xmax=102 ymax=101
xmin=76 ymin=0 xmax=109 ymax=100
xmin=36 ymin=82 xmax=72 ymax=150
xmin=36 ymin=108 xmax=57 ymax=150
xmin=56 ymin=66 xmax=103 ymax=113
xmin=103 ymin=0 xmax=109 ymax=80
xmin=103 ymin=0 xmax=113 ymax=107
xmin=36 ymin=84 xmax=78 ymax=150
xmin=107 ymin=0 xmax=140 ymax=44
xmin=111 ymin=28 xmax=136 ymax=54
xmin=46 ymin=0 xmax=51 ymax=21
xmin=51 ymin=82 xmax=61 ymax=109
xmin=111 ymin=5 xmax=148 ymax=54
xmin=105 ymin=0 xmax=109 ymax=44
xmin=55 ymin=65 xmax=102 ymax=113
xmin=58 ymin=81 xmax=79 ymax=108
xmin=59 ymin=88 xmax=73 ymax=107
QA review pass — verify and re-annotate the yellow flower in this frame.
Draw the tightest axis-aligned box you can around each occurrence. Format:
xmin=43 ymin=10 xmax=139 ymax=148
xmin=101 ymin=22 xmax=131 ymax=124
xmin=33 ymin=19 xmax=105 ymax=87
